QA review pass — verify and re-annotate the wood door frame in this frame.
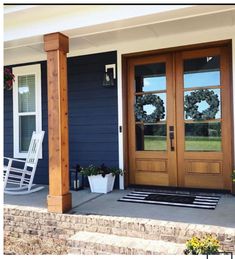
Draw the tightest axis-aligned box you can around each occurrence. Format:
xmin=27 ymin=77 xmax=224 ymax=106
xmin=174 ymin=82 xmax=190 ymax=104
xmin=122 ymin=39 xmax=233 ymax=190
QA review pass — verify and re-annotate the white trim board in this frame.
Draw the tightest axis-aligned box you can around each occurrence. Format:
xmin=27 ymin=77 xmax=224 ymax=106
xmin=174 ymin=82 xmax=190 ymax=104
xmin=117 ymin=51 xmax=124 ymax=190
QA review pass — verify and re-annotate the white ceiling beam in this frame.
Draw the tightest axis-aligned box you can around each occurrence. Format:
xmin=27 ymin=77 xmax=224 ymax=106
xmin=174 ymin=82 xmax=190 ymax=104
xmin=4 ymin=5 xmax=235 ymax=51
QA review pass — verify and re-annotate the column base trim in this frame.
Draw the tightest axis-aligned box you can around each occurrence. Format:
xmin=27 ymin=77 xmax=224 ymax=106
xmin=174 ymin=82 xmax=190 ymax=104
xmin=47 ymin=192 xmax=72 ymax=213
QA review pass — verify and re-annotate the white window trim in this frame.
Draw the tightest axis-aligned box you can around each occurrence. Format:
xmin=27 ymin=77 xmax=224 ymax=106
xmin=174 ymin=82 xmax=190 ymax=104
xmin=13 ymin=64 xmax=42 ymax=158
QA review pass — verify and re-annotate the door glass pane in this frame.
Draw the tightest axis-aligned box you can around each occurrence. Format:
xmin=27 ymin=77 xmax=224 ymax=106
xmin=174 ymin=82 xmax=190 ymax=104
xmin=18 ymin=75 xmax=36 ymax=112
xmin=19 ymin=115 xmax=36 ymax=152
xmin=184 ymin=56 xmax=220 ymax=88
xmin=135 ymin=63 xmax=166 ymax=92
xmin=185 ymin=122 xmax=221 ymax=151
xmin=135 ymin=61 xmax=167 ymax=152
xmin=184 ymin=88 xmax=221 ymax=120
xmin=136 ymin=124 xmax=167 ymax=151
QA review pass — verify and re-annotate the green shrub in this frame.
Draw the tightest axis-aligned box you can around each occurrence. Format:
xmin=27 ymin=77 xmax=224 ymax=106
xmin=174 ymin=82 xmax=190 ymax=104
xmin=80 ymin=165 xmax=98 ymax=176
xmin=232 ymin=170 xmax=235 ymax=182
xmin=184 ymin=235 xmax=220 ymax=255
xmin=80 ymin=164 xmax=124 ymax=177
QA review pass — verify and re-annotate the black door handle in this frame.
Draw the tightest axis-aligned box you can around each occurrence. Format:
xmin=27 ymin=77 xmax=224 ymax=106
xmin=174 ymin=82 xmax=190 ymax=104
xmin=169 ymin=126 xmax=174 ymax=151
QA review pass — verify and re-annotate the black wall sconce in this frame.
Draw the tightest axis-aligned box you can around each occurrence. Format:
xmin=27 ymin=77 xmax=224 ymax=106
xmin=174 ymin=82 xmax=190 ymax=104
xmin=102 ymin=64 xmax=116 ymax=87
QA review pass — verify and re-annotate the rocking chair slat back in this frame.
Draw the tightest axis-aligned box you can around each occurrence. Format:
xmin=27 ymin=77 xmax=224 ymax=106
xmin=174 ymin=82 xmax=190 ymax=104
xmin=25 ymin=131 xmax=45 ymax=168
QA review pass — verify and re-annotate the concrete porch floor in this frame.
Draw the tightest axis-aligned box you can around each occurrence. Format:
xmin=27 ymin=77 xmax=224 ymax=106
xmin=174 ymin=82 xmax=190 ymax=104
xmin=4 ymin=185 xmax=235 ymax=228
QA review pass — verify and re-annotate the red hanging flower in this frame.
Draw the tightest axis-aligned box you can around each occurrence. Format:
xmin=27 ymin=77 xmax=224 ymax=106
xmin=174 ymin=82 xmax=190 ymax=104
xmin=4 ymin=67 xmax=15 ymax=90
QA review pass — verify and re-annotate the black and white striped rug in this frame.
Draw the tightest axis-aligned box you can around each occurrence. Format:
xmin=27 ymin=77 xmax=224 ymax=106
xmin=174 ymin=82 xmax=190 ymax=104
xmin=118 ymin=191 xmax=220 ymax=209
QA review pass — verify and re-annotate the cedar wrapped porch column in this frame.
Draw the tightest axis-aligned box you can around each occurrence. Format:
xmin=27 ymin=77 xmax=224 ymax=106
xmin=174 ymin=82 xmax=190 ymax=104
xmin=44 ymin=32 xmax=72 ymax=213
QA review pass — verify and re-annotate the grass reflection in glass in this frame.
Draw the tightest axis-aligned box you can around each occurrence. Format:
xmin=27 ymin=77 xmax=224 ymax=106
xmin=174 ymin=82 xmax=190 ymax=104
xmin=185 ymin=122 xmax=221 ymax=152
xmin=144 ymin=136 xmax=167 ymax=151
xmin=185 ymin=136 xmax=221 ymax=151
xmin=143 ymin=136 xmax=221 ymax=151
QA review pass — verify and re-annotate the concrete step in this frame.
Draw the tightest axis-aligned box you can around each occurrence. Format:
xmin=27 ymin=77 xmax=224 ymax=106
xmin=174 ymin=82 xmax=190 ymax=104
xmin=73 ymin=216 xmax=234 ymax=246
xmin=68 ymin=231 xmax=185 ymax=255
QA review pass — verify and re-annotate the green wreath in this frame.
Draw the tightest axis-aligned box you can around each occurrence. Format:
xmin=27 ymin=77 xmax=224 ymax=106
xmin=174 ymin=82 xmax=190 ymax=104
xmin=184 ymin=89 xmax=220 ymax=120
xmin=135 ymin=94 xmax=165 ymax=123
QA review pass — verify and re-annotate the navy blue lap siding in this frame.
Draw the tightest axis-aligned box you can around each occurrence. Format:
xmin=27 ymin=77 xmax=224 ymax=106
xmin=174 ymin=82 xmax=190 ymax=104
xmin=4 ymin=51 xmax=119 ymax=187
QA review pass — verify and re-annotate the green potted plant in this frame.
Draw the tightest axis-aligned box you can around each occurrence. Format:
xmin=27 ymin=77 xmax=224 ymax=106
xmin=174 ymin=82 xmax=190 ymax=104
xmin=80 ymin=163 xmax=124 ymax=194
xmin=232 ymin=170 xmax=235 ymax=195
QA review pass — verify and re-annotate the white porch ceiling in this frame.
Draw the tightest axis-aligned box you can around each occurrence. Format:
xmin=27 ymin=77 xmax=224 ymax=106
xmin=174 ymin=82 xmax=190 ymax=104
xmin=4 ymin=5 xmax=235 ymax=65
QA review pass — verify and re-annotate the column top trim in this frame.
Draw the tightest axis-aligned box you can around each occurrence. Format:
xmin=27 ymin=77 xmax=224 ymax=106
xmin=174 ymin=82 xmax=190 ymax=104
xmin=44 ymin=32 xmax=69 ymax=53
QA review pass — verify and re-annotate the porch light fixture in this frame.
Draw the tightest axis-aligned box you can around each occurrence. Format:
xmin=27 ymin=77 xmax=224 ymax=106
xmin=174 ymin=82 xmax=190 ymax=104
xmin=70 ymin=164 xmax=84 ymax=191
xmin=102 ymin=64 xmax=116 ymax=87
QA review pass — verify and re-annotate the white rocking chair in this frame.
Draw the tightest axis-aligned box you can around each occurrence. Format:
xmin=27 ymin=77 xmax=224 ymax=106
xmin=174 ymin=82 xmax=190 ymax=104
xmin=3 ymin=131 xmax=45 ymax=195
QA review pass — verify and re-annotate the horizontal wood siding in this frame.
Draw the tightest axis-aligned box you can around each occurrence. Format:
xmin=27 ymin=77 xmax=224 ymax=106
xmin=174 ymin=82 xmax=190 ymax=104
xmin=4 ymin=51 xmax=119 ymax=186
xmin=68 ymin=52 xmax=119 ymax=187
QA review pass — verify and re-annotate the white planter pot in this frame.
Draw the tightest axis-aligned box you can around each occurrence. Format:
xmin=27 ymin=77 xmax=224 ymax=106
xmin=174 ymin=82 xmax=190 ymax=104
xmin=88 ymin=173 xmax=115 ymax=194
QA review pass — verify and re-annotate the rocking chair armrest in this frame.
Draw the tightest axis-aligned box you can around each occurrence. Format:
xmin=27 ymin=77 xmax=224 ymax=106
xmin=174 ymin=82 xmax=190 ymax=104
xmin=4 ymin=157 xmax=25 ymax=162
xmin=4 ymin=157 xmax=26 ymax=163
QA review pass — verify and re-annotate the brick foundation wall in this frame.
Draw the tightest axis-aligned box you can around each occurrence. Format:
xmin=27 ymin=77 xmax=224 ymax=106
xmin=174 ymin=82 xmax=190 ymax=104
xmin=4 ymin=205 xmax=235 ymax=253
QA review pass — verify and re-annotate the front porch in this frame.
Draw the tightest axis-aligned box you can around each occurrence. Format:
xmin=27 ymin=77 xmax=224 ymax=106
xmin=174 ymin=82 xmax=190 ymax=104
xmin=4 ymin=186 xmax=235 ymax=227
xmin=4 ymin=187 xmax=235 ymax=254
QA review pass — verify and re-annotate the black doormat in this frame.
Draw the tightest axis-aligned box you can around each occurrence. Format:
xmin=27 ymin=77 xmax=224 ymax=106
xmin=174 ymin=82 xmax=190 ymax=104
xmin=118 ymin=191 xmax=220 ymax=209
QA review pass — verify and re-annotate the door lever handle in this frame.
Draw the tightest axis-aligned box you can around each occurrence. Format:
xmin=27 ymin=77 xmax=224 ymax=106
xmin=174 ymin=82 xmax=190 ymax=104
xmin=169 ymin=126 xmax=175 ymax=151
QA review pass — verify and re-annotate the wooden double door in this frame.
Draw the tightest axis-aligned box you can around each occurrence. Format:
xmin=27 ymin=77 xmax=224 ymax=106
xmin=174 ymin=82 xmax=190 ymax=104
xmin=127 ymin=44 xmax=232 ymax=190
